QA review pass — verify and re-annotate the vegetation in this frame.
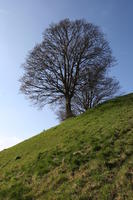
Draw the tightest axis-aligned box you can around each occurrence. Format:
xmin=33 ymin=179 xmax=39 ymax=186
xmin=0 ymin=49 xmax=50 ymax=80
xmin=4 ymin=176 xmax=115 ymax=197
xmin=0 ymin=93 xmax=133 ymax=199
xmin=20 ymin=18 xmax=119 ymax=119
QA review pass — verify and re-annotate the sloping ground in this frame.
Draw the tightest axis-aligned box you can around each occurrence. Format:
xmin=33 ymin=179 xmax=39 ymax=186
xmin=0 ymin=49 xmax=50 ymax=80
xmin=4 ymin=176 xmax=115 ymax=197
xmin=0 ymin=94 xmax=133 ymax=200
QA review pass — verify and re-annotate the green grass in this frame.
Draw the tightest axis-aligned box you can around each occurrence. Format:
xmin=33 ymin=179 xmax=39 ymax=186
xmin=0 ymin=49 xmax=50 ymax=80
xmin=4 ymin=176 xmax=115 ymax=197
xmin=0 ymin=93 xmax=133 ymax=200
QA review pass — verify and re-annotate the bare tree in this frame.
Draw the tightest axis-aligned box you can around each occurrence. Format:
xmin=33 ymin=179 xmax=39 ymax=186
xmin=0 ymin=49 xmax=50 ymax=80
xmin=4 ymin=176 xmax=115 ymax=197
xmin=20 ymin=19 xmax=117 ymax=119
xmin=72 ymin=72 xmax=120 ymax=114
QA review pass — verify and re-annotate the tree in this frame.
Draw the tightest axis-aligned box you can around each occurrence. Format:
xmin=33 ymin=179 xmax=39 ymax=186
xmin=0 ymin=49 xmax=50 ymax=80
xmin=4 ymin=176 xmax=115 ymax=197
xmin=71 ymin=63 xmax=120 ymax=114
xmin=20 ymin=18 xmax=118 ymax=119
xmin=72 ymin=74 xmax=120 ymax=114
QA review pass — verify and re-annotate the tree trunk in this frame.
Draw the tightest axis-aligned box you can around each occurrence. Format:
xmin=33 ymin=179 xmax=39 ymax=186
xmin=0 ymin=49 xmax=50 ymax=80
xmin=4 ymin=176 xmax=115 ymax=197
xmin=66 ymin=97 xmax=73 ymax=118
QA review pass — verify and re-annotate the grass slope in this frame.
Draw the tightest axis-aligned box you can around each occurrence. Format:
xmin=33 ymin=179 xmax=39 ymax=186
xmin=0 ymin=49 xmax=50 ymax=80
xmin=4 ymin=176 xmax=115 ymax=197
xmin=0 ymin=94 xmax=133 ymax=200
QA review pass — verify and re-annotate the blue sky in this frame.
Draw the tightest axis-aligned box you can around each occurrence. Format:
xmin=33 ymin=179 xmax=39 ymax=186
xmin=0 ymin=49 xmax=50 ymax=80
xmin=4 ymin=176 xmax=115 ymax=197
xmin=0 ymin=0 xmax=133 ymax=150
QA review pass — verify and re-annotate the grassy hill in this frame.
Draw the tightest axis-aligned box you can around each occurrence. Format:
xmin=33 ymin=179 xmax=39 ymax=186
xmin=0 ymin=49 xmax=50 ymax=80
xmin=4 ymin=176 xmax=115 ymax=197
xmin=0 ymin=94 xmax=133 ymax=200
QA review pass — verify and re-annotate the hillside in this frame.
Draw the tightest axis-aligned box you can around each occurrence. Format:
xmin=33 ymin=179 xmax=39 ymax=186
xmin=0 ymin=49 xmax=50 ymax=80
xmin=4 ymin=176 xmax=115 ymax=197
xmin=0 ymin=94 xmax=133 ymax=200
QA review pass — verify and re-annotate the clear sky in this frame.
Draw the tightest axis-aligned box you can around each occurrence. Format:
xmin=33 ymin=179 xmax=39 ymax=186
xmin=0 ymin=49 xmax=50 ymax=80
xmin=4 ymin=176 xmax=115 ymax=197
xmin=0 ymin=0 xmax=133 ymax=150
